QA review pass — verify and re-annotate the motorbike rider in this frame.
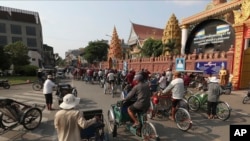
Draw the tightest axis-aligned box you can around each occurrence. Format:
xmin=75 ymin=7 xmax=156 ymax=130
xmin=123 ymin=73 xmax=151 ymax=127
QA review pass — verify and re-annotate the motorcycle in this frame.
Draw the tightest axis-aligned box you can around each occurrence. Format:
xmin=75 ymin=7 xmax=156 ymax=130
xmin=0 ymin=79 xmax=10 ymax=89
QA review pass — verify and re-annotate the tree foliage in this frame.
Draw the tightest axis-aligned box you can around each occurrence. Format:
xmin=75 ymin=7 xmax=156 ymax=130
xmin=4 ymin=41 xmax=30 ymax=66
xmin=163 ymin=39 xmax=179 ymax=55
xmin=83 ymin=40 xmax=109 ymax=64
xmin=141 ymin=38 xmax=163 ymax=57
xmin=0 ymin=45 xmax=11 ymax=70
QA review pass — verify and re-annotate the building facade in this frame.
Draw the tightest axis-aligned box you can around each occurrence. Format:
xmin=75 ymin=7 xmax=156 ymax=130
xmin=0 ymin=6 xmax=43 ymax=67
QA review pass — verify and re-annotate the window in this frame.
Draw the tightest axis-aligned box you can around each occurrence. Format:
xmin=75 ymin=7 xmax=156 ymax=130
xmin=11 ymin=24 xmax=22 ymax=34
xmin=26 ymin=26 xmax=36 ymax=36
xmin=0 ymin=36 xmax=7 ymax=45
xmin=12 ymin=37 xmax=22 ymax=43
xmin=32 ymin=58 xmax=36 ymax=61
xmin=27 ymin=38 xmax=37 ymax=47
xmin=0 ymin=23 xmax=6 ymax=33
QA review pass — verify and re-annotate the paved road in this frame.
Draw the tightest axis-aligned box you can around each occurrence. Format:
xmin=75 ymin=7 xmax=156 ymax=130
xmin=0 ymin=80 xmax=250 ymax=141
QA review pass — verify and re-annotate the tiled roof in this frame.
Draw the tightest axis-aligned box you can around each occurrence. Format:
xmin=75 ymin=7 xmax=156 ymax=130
xmin=132 ymin=23 xmax=163 ymax=40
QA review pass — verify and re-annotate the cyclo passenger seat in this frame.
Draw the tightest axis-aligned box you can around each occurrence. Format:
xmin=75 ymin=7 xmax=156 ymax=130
xmin=0 ymin=98 xmax=19 ymax=121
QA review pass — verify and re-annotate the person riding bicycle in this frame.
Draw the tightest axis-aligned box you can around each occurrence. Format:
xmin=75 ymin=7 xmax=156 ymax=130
xmin=37 ymin=69 xmax=45 ymax=83
xmin=160 ymin=71 xmax=185 ymax=121
xmin=123 ymin=73 xmax=151 ymax=127
xmin=107 ymin=70 xmax=115 ymax=89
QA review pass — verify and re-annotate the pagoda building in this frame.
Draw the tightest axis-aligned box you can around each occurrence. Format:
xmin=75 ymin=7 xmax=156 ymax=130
xmin=108 ymin=26 xmax=122 ymax=60
xmin=162 ymin=14 xmax=181 ymax=56
xmin=127 ymin=22 xmax=164 ymax=59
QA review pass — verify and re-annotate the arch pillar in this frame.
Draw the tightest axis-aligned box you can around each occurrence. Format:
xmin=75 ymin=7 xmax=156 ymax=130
xmin=181 ymin=24 xmax=189 ymax=55
xmin=232 ymin=24 xmax=245 ymax=90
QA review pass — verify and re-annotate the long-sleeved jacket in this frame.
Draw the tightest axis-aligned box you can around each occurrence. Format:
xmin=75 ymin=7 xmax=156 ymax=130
xmin=124 ymin=82 xmax=151 ymax=110
xmin=54 ymin=109 xmax=96 ymax=141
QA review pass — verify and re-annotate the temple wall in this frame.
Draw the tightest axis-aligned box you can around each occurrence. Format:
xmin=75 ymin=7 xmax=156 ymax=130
xmin=101 ymin=50 xmax=234 ymax=74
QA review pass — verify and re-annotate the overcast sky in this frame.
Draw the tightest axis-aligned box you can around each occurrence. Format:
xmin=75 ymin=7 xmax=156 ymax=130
xmin=0 ymin=0 xmax=210 ymax=58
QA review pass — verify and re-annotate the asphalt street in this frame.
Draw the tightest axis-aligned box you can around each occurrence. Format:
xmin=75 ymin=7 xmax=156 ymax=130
xmin=0 ymin=79 xmax=249 ymax=141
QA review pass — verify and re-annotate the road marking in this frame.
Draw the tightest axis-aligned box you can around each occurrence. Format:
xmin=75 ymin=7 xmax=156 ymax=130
xmin=235 ymin=111 xmax=249 ymax=116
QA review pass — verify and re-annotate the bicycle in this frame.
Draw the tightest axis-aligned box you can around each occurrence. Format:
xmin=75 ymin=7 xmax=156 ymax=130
xmin=0 ymin=98 xmax=45 ymax=134
xmin=187 ymin=92 xmax=231 ymax=121
xmin=107 ymin=100 xmax=160 ymax=140
xmin=104 ymin=80 xmax=115 ymax=98
xmin=147 ymin=92 xmax=192 ymax=131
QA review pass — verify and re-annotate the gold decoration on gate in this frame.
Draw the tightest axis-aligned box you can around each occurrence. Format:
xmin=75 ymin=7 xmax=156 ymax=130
xmin=234 ymin=0 xmax=250 ymax=24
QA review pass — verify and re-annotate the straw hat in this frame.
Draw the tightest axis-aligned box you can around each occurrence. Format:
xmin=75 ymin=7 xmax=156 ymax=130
xmin=59 ymin=94 xmax=80 ymax=110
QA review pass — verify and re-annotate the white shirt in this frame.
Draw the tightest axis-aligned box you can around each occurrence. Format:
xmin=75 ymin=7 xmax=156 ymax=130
xmin=107 ymin=72 xmax=115 ymax=81
xmin=43 ymin=79 xmax=56 ymax=94
xmin=158 ymin=76 xmax=167 ymax=89
xmin=98 ymin=70 xmax=103 ymax=76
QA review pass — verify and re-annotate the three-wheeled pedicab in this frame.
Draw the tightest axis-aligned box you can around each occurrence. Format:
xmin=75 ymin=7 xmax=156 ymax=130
xmin=0 ymin=98 xmax=44 ymax=134
xmin=55 ymin=83 xmax=77 ymax=105
xmin=107 ymin=100 xmax=160 ymax=141
xmin=81 ymin=109 xmax=109 ymax=141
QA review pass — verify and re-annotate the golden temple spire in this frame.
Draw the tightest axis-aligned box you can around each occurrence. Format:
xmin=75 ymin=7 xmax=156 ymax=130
xmin=108 ymin=26 xmax=122 ymax=60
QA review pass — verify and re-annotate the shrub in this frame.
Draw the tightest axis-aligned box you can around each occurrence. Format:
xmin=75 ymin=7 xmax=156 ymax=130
xmin=14 ymin=65 xmax=38 ymax=76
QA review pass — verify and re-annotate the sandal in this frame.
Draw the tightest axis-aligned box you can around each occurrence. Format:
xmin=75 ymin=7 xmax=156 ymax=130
xmin=169 ymin=116 xmax=175 ymax=121
xmin=132 ymin=123 xmax=140 ymax=128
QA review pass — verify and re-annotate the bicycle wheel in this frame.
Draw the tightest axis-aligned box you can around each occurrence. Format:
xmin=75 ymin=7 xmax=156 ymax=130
xmin=141 ymin=122 xmax=160 ymax=141
xmin=111 ymin=85 xmax=114 ymax=98
xmin=32 ymin=82 xmax=42 ymax=91
xmin=184 ymin=89 xmax=193 ymax=100
xmin=177 ymin=99 xmax=189 ymax=111
xmin=107 ymin=109 xmax=117 ymax=137
xmin=22 ymin=108 xmax=42 ymax=130
xmin=175 ymin=108 xmax=192 ymax=131
xmin=187 ymin=96 xmax=200 ymax=111
xmin=242 ymin=96 xmax=250 ymax=104
xmin=216 ymin=101 xmax=231 ymax=121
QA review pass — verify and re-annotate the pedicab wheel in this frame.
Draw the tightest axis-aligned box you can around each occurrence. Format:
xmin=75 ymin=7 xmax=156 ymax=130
xmin=177 ymin=99 xmax=189 ymax=111
xmin=3 ymin=84 xmax=10 ymax=89
xmin=22 ymin=108 xmax=42 ymax=130
xmin=32 ymin=82 xmax=42 ymax=91
xmin=187 ymin=96 xmax=200 ymax=112
xmin=242 ymin=96 xmax=250 ymax=104
xmin=216 ymin=101 xmax=231 ymax=121
xmin=107 ymin=109 xmax=117 ymax=137
xmin=147 ymin=101 xmax=155 ymax=119
xmin=141 ymin=122 xmax=160 ymax=141
xmin=175 ymin=108 xmax=192 ymax=131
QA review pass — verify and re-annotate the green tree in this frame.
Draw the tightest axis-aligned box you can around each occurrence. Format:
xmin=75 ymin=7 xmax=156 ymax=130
xmin=0 ymin=45 xmax=11 ymax=70
xmin=163 ymin=39 xmax=179 ymax=55
xmin=83 ymin=40 xmax=109 ymax=64
xmin=141 ymin=38 xmax=163 ymax=57
xmin=4 ymin=41 xmax=30 ymax=66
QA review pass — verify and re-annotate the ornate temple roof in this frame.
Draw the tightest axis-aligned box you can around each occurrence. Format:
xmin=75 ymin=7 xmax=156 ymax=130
xmin=181 ymin=0 xmax=242 ymax=26
xmin=132 ymin=22 xmax=163 ymax=40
